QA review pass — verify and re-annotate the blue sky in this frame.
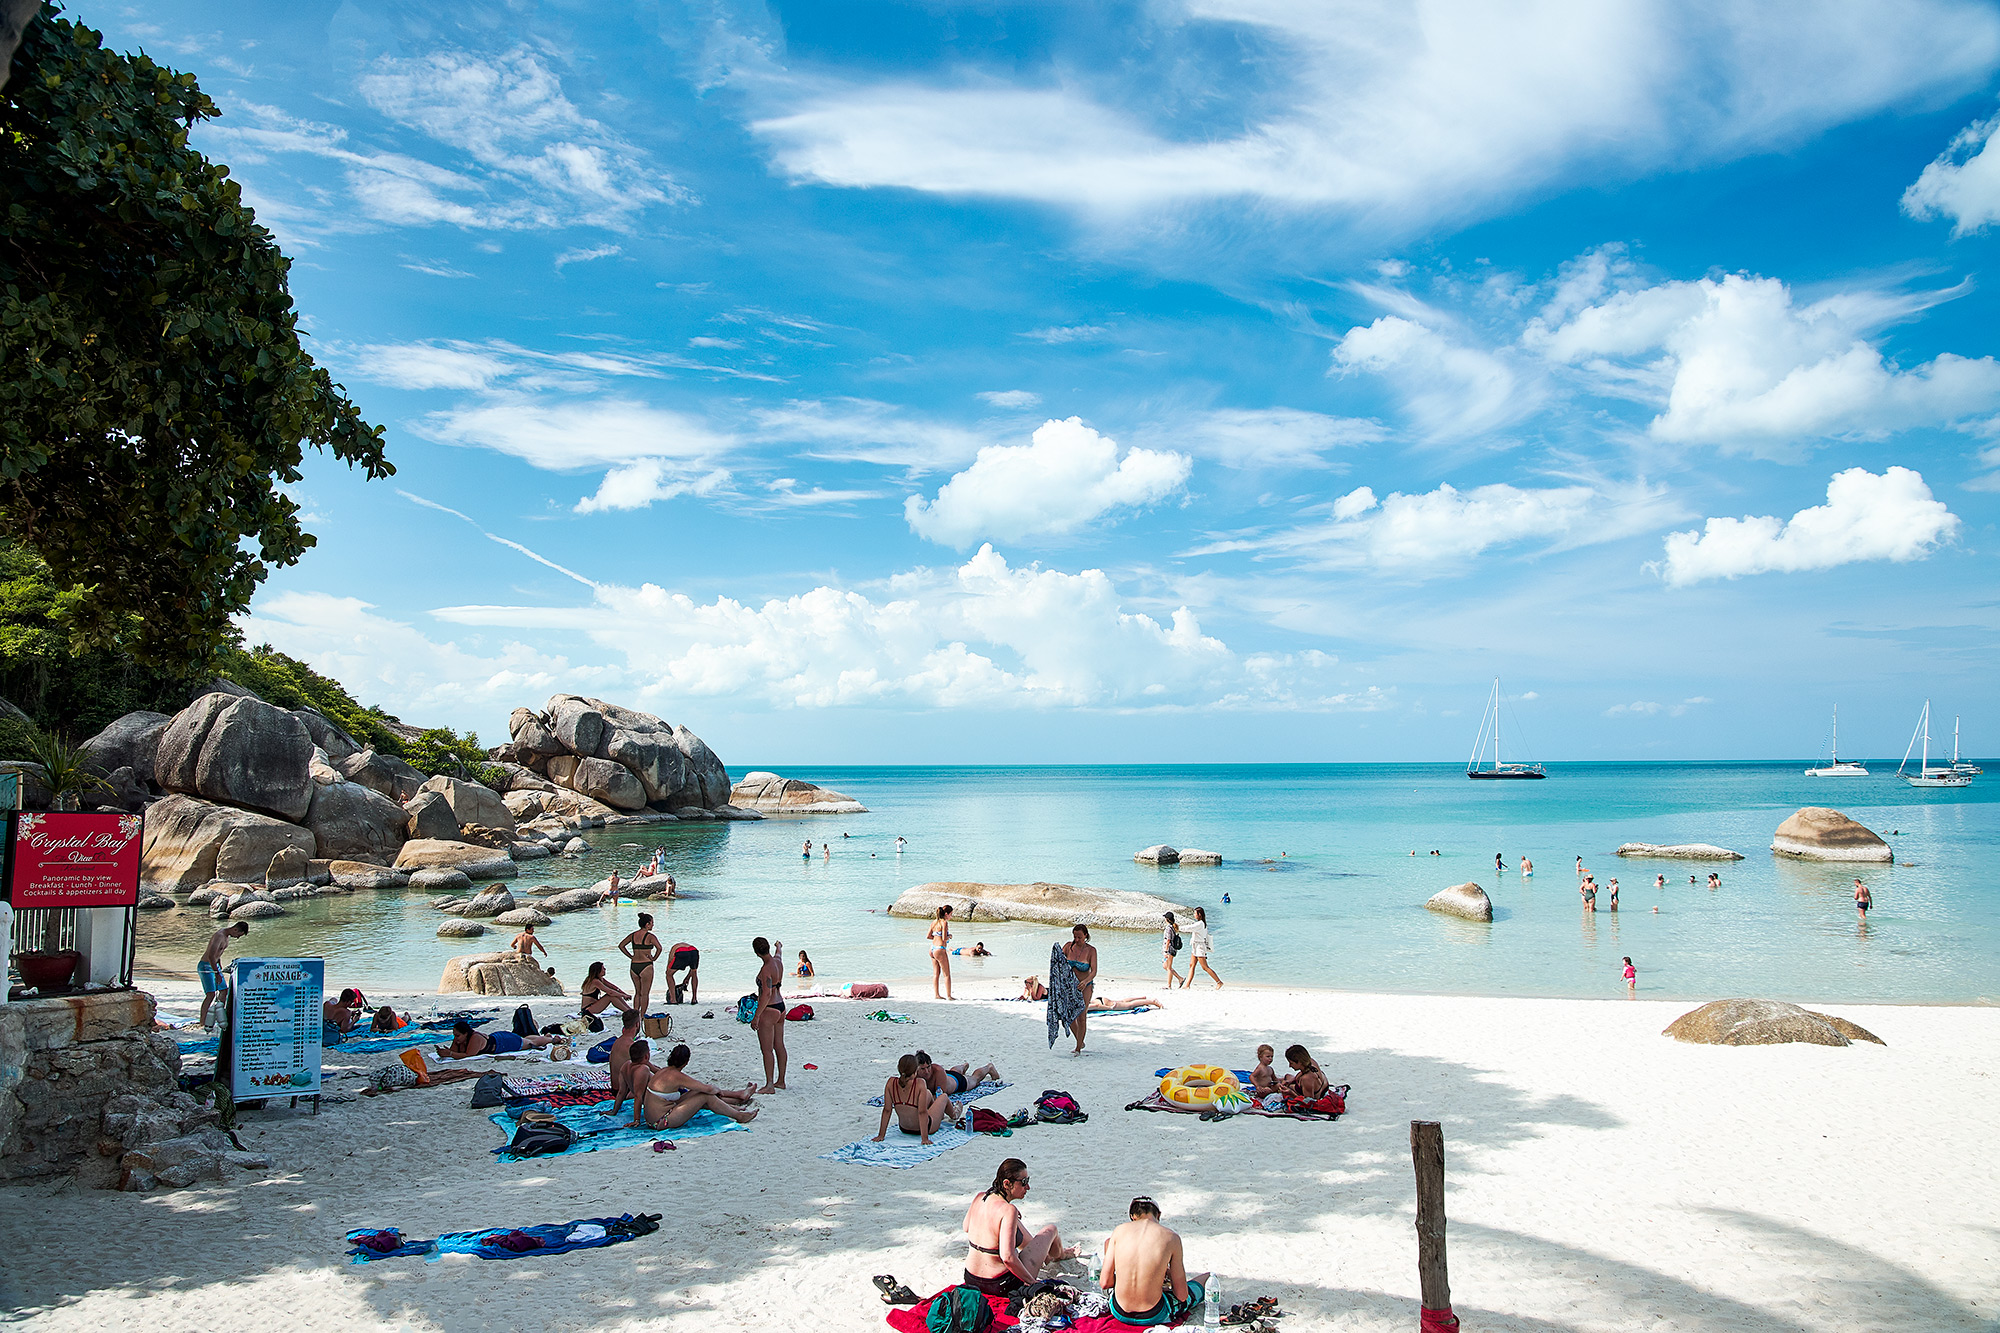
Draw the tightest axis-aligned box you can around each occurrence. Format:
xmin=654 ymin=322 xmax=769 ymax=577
xmin=91 ymin=1 xmax=2000 ymax=763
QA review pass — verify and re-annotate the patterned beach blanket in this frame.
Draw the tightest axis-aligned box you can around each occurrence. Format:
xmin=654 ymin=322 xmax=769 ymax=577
xmin=819 ymin=1124 xmax=978 ymax=1168
xmin=487 ymin=1103 xmax=746 ymax=1158
xmin=1132 ymin=1070 xmax=1349 ymax=1121
xmin=345 ymin=1214 xmax=656 ymax=1263
xmin=502 ymin=1069 xmax=612 ymax=1098
xmin=867 ymin=1079 xmax=1011 ymax=1107
xmin=176 ymin=1025 xmax=450 ymax=1059
xmin=887 ymin=1289 xmax=1174 ymax=1333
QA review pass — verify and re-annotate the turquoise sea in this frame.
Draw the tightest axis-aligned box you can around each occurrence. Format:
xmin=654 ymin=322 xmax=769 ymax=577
xmin=136 ymin=763 xmax=2000 ymax=1004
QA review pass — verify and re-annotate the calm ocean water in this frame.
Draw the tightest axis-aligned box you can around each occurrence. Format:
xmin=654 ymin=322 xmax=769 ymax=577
xmin=136 ymin=763 xmax=2000 ymax=1004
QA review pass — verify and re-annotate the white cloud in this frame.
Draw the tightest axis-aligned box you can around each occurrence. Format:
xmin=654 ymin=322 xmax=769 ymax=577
xmin=554 ymin=244 xmax=621 ymax=270
xmin=751 ymin=398 xmax=1002 ymax=469
xmin=979 ymin=390 xmax=1043 ymax=408
xmin=1332 ymin=316 xmax=1534 ymax=440
xmin=353 ymin=343 xmax=515 ymax=391
xmin=748 ymin=2 xmax=2000 ymax=230
xmin=575 ymin=463 xmax=733 ymax=514
xmin=1903 ymin=111 xmax=2000 ymax=234
xmin=1155 ymin=408 xmax=1387 ymax=469
xmin=418 ymin=396 xmax=736 ymax=471
xmin=1605 ymin=697 xmax=1709 ymax=718
xmin=904 ymin=417 xmax=1191 ymax=547
xmin=1021 ymin=325 xmax=1107 ymax=344
xmin=1657 ymin=466 xmax=1959 ymax=587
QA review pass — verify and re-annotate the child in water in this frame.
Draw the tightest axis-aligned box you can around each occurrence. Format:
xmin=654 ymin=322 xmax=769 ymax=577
xmin=1622 ymin=957 xmax=1637 ymax=990
xmin=796 ymin=951 xmax=814 ymax=979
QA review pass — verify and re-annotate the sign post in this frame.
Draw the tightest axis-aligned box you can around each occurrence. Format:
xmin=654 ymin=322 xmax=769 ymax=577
xmin=227 ymin=957 xmax=324 ymax=1112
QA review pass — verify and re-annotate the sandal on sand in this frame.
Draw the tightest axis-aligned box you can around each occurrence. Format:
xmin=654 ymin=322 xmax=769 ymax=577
xmin=873 ymin=1276 xmax=920 ymax=1306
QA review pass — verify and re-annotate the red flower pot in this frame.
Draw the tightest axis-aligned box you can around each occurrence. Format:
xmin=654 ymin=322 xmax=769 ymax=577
xmin=15 ymin=950 xmax=81 ymax=992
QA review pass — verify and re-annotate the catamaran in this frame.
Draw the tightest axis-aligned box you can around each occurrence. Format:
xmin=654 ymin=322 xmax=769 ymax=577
xmin=1467 ymin=678 xmax=1546 ymax=780
xmin=1804 ymin=706 xmax=1868 ymax=777
xmin=1898 ymin=700 xmax=1971 ymax=788
xmin=1948 ymin=716 xmax=1981 ymax=777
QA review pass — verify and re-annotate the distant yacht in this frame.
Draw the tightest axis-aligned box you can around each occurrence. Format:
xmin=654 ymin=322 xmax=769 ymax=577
xmin=1467 ymin=678 xmax=1546 ymax=780
xmin=1804 ymin=706 xmax=1868 ymax=777
xmin=1948 ymin=715 xmax=1981 ymax=777
xmin=1899 ymin=700 xmax=1971 ymax=788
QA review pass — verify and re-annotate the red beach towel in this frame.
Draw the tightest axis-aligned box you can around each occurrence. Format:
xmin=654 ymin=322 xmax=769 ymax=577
xmin=887 ymin=1290 xmax=1178 ymax=1333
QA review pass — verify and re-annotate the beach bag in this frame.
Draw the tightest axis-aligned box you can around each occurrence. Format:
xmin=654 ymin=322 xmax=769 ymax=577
xmin=643 ymin=1014 xmax=672 ymax=1039
xmin=925 ymin=1286 xmax=993 ymax=1333
xmin=468 ymin=1072 xmax=507 ymax=1109
xmin=510 ymin=1005 xmax=537 ymax=1037
xmin=1033 ymin=1089 xmax=1087 ymax=1124
xmin=506 ymin=1118 xmax=576 ymax=1157
xmin=1169 ymin=931 xmax=1183 ymax=954
xmin=735 ymin=994 xmax=760 ymax=1024
xmin=785 ymin=1004 xmax=814 ymax=1021
xmin=847 ymin=982 xmax=889 ymax=1000
xmin=967 ymin=1107 xmax=1011 ymax=1134
xmin=586 ymin=1035 xmax=617 ymax=1064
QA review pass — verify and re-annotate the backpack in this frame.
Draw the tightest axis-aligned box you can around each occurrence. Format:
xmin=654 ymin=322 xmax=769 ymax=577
xmin=1033 ymin=1089 xmax=1087 ymax=1124
xmin=505 ymin=1118 xmax=576 ymax=1157
xmin=735 ymin=994 xmax=760 ymax=1024
xmin=925 ymin=1285 xmax=994 ymax=1333
xmin=510 ymin=1005 xmax=537 ymax=1037
xmin=966 ymin=1107 xmax=1011 ymax=1134
xmin=1169 ymin=931 xmax=1183 ymax=954
xmin=468 ymin=1072 xmax=507 ymax=1109
xmin=586 ymin=1035 xmax=617 ymax=1064
xmin=785 ymin=1003 xmax=814 ymax=1021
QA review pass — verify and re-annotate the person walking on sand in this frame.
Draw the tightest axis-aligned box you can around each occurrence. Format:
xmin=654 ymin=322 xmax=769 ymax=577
xmin=197 ymin=922 xmax=249 ymax=1027
xmin=963 ymin=1158 xmax=1076 ymax=1297
xmin=511 ymin=922 xmax=547 ymax=962
xmin=752 ymin=936 xmax=788 ymax=1092
xmin=928 ymin=905 xmax=955 ymax=1000
xmin=1161 ymin=912 xmax=1183 ymax=989
xmin=1101 ymin=1195 xmax=1206 ymax=1327
xmin=1187 ymin=906 xmax=1223 ymax=988
xmin=619 ymin=912 xmax=663 ymax=1015
xmin=1854 ymin=878 xmax=1873 ymax=918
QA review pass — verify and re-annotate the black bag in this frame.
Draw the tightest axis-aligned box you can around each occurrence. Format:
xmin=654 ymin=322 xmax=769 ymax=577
xmin=468 ymin=1072 xmax=507 ymax=1109
xmin=1170 ymin=932 xmax=1183 ymax=954
xmin=510 ymin=1005 xmax=537 ymax=1037
xmin=505 ymin=1119 xmax=576 ymax=1157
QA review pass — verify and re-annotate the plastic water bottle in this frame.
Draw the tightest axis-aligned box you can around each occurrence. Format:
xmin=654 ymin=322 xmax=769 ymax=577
xmin=1204 ymin=1277 xmax=1221 ymax=1332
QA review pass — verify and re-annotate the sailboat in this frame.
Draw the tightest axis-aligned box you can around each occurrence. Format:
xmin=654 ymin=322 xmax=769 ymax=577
xmin=1804 ymin=706 xmax=1868 ymax=777
xmin=1467 ymin=679 xmax=1546 ymax=780
xmin=1948 ymin=716 xmax=1981 ymax=777
xmin=1898 ymin=700 xmax=1971 ymax=788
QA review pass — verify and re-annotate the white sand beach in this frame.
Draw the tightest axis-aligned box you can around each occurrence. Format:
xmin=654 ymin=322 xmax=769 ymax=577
xmin=3 ymin=978 xmax=1996 ymax=1333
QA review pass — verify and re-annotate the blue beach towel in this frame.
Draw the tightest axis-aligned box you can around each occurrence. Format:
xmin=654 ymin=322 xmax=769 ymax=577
xmin=176 ymin=1025 xmax=454 ymax=1059
xmin=487 ymin=1102 xmax=747 ymax=1158
xmin=819 ymin=1124 xmax=978 ymax=1168
xmin=345 ymin=1214 xmax=655 ymax=1264
xmin=1154 ymin=1068 xmax=1257 ymax=1083
xmin=867 ymin=1079 xmax=1011 ymax=1107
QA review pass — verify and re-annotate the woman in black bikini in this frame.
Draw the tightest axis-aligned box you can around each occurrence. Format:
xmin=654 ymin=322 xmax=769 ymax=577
xmin=872 ymin=1053 xmax=954 ymax=1146
xmin=435 ymin=1020 xmax=558 ymax=1059
xmin=620 ymin=913 xmax=663 ymax=1015
xmin=914 ymin=1049 xmax=1000 ymax=1097
xmin=580 ymin=960 xmax=634 ymax=1025
xmin=962 ymin=1158 xmax=1074 ymax=1296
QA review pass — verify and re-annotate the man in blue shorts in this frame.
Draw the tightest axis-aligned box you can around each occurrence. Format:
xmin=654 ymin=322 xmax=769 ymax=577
xmin=198 ymin=922 xmax=249 ymax=1026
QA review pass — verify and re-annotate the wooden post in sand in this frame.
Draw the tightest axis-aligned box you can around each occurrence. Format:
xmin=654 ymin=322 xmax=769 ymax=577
xmin=1411 ymin=1120 xmax=1457 ymax=1330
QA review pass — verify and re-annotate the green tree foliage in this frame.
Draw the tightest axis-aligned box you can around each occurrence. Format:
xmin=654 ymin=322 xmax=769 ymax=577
xmin=0 ymin=8 xmax=391 ymax=670
xmin=401 ymin=727 xmax=505 ymax=788
xmin=216 ymin=642 xmax=406 ymax=757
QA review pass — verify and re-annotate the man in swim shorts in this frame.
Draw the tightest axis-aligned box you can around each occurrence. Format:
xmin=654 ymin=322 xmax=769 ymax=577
xmin=667 ymin=941 xmax=699 ymax=1003
xmin=1100 ymin=1196 xmax=1206 ymax=1327
xmin=197 ymin=922 xmax=249 ymax=1026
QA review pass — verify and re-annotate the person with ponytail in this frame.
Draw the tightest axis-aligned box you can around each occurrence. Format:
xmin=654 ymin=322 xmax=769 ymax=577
xmin=961 ymin=1157 xmax=1075 ymax=1296
xmin=872 ymin=1053 xmax=954 ymax=1146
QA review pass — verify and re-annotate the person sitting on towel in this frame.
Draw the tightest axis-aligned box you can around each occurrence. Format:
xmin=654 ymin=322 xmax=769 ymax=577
xmin=435 ymin=1020 xmax=559 ymax=1059
xmin=875 ymin=1053 xmax=956 ymax=1146
xmin=1101 ymin=1195 xmax=1207 ymax=1327
xmin=370 ymin=1005 xmax=412 ymax=1033
xmin=962 ymin=1157 xmax=1076 ymax=1297
xmin=637 ymin=1043 xmax=759 ymax=1129
xmin=914 ymin=1049 xmax=1000 ymax=1097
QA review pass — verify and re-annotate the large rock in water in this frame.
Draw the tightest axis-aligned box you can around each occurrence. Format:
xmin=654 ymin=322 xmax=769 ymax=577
xmin=80 ymin=711 xmax=173 ymax=784
xmin=154 ymin=693 xmax=315 ymax=821
xmin=140 ymin=794 xmax=317 ymax=893
xmin=416 ymin=775 xmax=515 ymax=836
xmin=305 ymin=781 xmax=410 ymax=864
xmin=328 ymin=860 xmax=408 ymax=890
xmin=889 ymin=881 xmax=1192 ymax=932
xmin=1426 ymin=882 xmax=1494 ymax=922
xmin=1615 ymin=843 xmax=1745 ymax=861
xmin=395 ymin=839 xmax=517 ymax=879
xmin=1134 ymin=845 xmax=1180 ymax=865
xmin=505 ymin=695 xmax=734 ymax=812
xmin=440 ymin=950 xmax=565 ymax=996
xmin=1771 ymin=808 xmax=1892 ymax=862
xmin=729 ymin=771 xmax=868 ymax=813
xmin=1663 ymin=999 xmax=1885 ymax=1047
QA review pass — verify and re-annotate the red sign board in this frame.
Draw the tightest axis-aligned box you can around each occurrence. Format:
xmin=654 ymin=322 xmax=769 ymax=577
xmin=8 ymin=812 xmax=143 ymax=908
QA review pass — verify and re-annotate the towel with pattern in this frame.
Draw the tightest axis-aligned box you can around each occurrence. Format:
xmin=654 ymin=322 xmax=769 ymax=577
xmin=1130 ymin=1074 xmax=1349 ymax=1121
xmin=867 ymin=1079 xmax=1011 ymax=1107
xmin=819 ymin=1124 xmax=977 ymax=1168
xmin=488 ymin=1102 xmax=748 ymax=1158
xmin=1045 ymin=943 xmax=1087 ymax=1049
xmin=345 ymin=1214 xmax=657 ymax=1263
xmin=502 ymin=1069 xmax=612 ymax=1097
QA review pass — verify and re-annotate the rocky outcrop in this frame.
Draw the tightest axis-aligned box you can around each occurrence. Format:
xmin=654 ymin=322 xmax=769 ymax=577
xmin=505 ymin=786 xmax=618 ymax=828
xmin=729 ymin=771 xmax=868 ymax=814
xmin=229 ymin=900 xmax=284 ymax=920
xmin=439 ymin=950 xmax=564 ymax=996
xmin=265 ymin=845 xmax=310 ymax=891
xmin=588 ymin=873 xmax=676 ymax=900
xmin=80 ymin=711 xmax=173 ymax=784
xmin=416 ymin=775 xmax=515 ymax=836
xmin=458 ymin=885 xmax=517 ymax=918
xmin=437 ymin=919 xmax=487 ymax=937
xmin=494 ymin=906 xmax=551 ymax=926
xmin=336 ymin=749 xmax=425 ymax=802
xmin=409 ymin=867 xmax=473 ymax=893
xmin=1771 ymin=808 xmax=1892 ymax=862
xmin=539 ymin=886 xmax=609 ymax=913
xmin=1426 ymin=882 xmax=1493 ymax=922
xmin=1616 ymin=843 xmax=1745 ymax=861
xmin=305 ymin=781 xmax=409 ymax=864
xmin=1134 ymin=845 xmax=1180 ymax=865
xmin=1663 ymin=999 xmax=1886 ymax=1047
xmin=140 ymin=794 xmax=317 ymax=894
xmin=1178 ymin=848 xmax=1222 ymax=865
xmin=328 ymin=861 xmax=408 ymax=890
xmin=889 ymin=881 xmax=1191 ymax=932
xmin=154 ymin=693 xmax=315 ymax=821
xmin=488 ymin=761 xmax=556 ymax=793
xmin=394 ymin=839 xmax=517 ymax=879
xmin=403 ymin=789 xmax=460 ymax=842
xmin=290 ymin=707 xmax=360 ymax=762
xmin=497 ymin=695 xmax=739 ymax=814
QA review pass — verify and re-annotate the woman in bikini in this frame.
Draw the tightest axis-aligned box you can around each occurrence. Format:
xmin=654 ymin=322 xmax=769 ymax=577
xmin=579 ymin=960 xmax=634 ymax=1026
xmin=915 ymin=1049 xmax=1000 ymax=1098
xmin=873 ymin=1053 xmax=955 ymax=1146
xmin=928 ymin=905 xmax=955 ymax=1000
xmin=1062 ymin=924 xmax=1098 ymax=1055
xmin=435 ymin=1019 xmax=558 ymax=1059
xmin=962 ymin=1157 xmax=1075 ymax=1298
xmin=619 ymin=913 xmax=663 ymax=1015
xmin=636 ymin=1043 xmax=759 ymax=1129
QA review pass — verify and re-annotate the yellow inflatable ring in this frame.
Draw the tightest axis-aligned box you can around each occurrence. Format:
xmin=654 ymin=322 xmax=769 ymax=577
xmin=1159 ymin=1064 xmax=1242 ymax=1107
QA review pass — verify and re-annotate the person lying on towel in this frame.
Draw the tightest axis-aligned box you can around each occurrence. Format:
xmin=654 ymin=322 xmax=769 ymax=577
xmin=1100 ymin=1195 xmax=1207 ymax=1327
xmin=435 ymin=1020 xmax=560 ymax=1059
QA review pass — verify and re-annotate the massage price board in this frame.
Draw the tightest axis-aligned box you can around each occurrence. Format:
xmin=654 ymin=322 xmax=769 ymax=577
xmin=229 ymin=957 xmax=324 ymax=1099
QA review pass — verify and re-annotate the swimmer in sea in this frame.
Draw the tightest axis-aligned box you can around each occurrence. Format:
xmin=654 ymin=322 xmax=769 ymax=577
xmin=1521 ymin=856 xmax=1532 ymax=875
xmin=1655 ymin=874 xmax=1665 ymax=890
xmin=1495 ymin=852 xmax=1508 ymax=872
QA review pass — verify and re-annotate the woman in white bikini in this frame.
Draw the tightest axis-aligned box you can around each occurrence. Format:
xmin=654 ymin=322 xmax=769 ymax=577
xmin=636 ymin=1043 xmax=759 ymax=1129
xmin=928 ymin=905 xmax=955 ymax=1000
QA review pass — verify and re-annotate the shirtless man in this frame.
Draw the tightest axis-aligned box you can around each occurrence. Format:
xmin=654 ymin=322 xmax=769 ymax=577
xmin=751 ymin=936 xmax=787 ymax=1093
xmin=511 ymin=922 xmax=547 ymax=962
xmin=1101 ymin=1196 xmax=1206 ymax=1328
xmin=197 ymin=922 xmax=249 ymax=1026
xmin=636 ymin=1042 xmax=759 ymax=1129
xmin=666 ymin=941 xmax=700 ymax=1004
xmin=598 ymin=1011 xmax=642 ymax=1116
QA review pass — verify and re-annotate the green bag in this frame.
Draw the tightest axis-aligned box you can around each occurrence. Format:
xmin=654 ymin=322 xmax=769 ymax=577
xmin=926 ymin=1285 xmax=994 ymax=1333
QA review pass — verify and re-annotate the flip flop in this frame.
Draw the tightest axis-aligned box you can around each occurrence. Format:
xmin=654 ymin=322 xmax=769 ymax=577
xmin=651 ymin=1139 xmax=677 ymax=1152
xmin=873 ymin=1276 xmax=920 ymax=1305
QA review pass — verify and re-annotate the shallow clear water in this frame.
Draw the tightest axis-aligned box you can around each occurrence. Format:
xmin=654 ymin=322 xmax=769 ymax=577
xmin=136 ymin=763 xmax=2000 ymax=1004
